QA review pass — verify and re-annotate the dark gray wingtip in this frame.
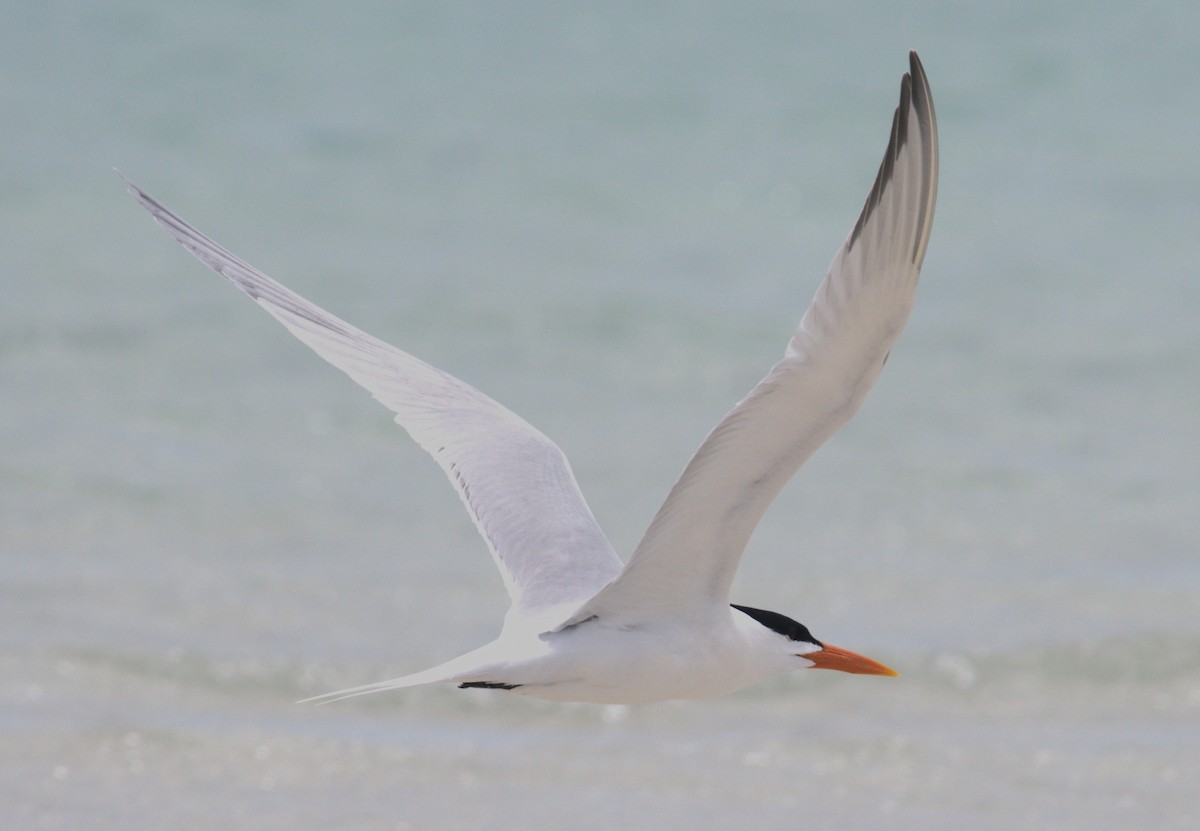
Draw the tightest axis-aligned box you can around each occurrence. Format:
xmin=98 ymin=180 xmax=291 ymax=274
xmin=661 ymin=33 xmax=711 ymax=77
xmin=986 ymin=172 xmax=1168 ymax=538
xmin=848 ymin=63 xmax=913 ymax=249
xmin=909 ymin=50 xmax=924 ymax=79
xmin=906 ymin=51 xmax=939 ymax=267
xmin=122 ymin=174 xmax=374 ymax=346
xmin=115 ymin=169 xmax=153 ymax=207
xmin=847 ymin=52 xmax=938 ymax=267
xmin=907 ymin=50 xmax=936 ymax=148
xmin=119 ymin=173 xmax=176 ymax=228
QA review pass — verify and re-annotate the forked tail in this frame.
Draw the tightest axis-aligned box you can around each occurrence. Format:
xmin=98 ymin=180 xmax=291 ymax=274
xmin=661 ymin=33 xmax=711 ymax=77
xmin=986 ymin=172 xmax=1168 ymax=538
xmin=298 ymin=642 xmax=506 ymax=705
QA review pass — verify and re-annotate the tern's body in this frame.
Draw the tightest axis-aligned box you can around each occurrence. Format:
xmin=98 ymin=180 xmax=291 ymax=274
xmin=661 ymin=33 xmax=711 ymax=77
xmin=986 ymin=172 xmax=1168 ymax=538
xmin=396 ymin=605 xmax=802 ymax=705
xmin=126 ymin=52 xmax=938 ymax=705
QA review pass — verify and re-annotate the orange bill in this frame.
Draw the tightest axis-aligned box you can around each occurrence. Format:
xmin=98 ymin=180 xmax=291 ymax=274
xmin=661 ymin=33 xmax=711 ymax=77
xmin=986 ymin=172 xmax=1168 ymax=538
xmin=804 ymin=643 xmax=898 ymax=677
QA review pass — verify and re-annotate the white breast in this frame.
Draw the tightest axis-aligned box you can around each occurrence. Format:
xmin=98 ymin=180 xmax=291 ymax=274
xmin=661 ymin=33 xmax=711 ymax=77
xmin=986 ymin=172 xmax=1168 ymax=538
xmin=499 ymin=608 xmax=794 ymax=704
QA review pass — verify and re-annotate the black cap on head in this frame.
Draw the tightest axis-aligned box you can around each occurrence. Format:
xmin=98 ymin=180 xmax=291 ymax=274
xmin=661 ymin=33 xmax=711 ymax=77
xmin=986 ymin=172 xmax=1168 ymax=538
xmin=732 ymin=604 xmax=823 ymax=647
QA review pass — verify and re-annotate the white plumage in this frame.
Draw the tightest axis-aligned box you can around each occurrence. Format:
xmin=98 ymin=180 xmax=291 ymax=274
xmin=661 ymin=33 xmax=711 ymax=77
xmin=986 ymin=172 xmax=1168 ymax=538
xmin=125 ymin=51 xmax=938 ymax=705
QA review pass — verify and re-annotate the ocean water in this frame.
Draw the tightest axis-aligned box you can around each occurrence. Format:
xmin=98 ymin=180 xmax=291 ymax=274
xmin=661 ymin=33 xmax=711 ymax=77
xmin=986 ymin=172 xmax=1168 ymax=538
xmin=4 ymin=1 xmax=1199 ymax=828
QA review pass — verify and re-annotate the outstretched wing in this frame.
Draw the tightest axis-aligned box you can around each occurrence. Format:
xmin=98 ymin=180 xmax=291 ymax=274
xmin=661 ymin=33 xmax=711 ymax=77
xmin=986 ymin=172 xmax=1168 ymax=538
xmin=124 ymin=177 xmax=624 ymax=625
xmin=568 ymin=52 xmax=938 ymax=626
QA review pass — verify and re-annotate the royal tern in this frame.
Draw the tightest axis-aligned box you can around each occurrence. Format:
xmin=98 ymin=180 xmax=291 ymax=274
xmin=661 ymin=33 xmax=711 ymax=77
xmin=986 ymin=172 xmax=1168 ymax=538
xmin=125 ymin=51 xmax=937 ymax=705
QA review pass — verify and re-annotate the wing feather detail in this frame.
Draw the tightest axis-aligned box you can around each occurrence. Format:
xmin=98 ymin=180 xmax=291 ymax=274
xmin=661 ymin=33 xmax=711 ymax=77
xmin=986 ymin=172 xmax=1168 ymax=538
xmin=566 ymin=52 xmax=938 ymax=625
xmin=123 ymin=176 xmax=623 ymax=624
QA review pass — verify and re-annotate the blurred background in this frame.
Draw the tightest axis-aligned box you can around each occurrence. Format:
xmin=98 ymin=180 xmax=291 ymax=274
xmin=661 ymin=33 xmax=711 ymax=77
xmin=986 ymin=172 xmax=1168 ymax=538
xmin=3 ymin=1 xmax=1198 ymax=829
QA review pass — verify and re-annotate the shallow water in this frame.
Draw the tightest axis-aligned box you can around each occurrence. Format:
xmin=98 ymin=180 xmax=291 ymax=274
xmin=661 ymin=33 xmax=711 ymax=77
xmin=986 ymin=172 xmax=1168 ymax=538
xmin=4 ymin=1 xmax=1199 ymax=829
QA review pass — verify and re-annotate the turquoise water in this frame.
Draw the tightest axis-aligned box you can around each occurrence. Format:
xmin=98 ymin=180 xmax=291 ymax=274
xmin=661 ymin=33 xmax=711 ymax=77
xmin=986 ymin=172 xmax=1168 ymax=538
xmin=4 ymin=2 xmax=1199 ymax=828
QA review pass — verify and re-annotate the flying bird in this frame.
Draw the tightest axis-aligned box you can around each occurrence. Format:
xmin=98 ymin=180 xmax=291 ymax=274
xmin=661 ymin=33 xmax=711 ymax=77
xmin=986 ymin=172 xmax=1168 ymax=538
xmin=125 ymin=51 xmax=937 ymax=705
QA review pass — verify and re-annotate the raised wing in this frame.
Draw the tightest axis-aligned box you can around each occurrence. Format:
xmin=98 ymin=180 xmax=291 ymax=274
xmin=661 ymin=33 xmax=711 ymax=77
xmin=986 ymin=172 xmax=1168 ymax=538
xmin=567 ymin=52 xmax=938 ymax=626
xmin=124 ymin=177 xmax=624 ymax=626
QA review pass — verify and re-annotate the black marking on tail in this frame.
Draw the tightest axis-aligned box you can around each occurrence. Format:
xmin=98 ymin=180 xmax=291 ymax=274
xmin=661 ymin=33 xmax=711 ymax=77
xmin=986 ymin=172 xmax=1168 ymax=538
xmin=458 ymin=681 xmax=522 ymax=690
